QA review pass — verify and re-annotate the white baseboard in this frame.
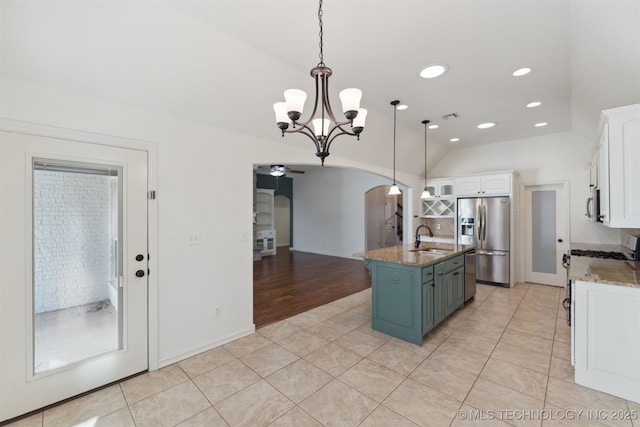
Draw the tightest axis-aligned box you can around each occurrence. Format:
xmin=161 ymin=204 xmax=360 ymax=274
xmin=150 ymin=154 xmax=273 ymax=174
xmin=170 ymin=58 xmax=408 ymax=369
xmin=157 ymin=324 xmax=255 ymax=369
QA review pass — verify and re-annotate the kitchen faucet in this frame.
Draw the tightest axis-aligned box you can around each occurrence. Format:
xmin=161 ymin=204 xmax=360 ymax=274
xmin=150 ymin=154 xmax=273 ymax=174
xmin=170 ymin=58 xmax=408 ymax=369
xmin=414 ymin=224 xmax=434 ymax=248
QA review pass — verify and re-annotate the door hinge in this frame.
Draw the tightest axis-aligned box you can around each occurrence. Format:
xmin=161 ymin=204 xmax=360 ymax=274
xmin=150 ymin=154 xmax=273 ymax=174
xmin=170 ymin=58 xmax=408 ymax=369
xmin=148 ymin=190 xmax=156 ymax=200
xmin=118 ymin=276 xmax=124 ymax=288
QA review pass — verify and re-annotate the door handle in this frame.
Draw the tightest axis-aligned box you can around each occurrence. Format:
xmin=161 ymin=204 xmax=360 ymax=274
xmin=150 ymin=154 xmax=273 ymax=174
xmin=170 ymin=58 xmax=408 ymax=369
xmin=135 ymin=254 xmax=144 ymax=261
xmin=557 ymin=239 xmax=563 ymax=243
xmin=135 ymin=270 xmax=145 ymax=278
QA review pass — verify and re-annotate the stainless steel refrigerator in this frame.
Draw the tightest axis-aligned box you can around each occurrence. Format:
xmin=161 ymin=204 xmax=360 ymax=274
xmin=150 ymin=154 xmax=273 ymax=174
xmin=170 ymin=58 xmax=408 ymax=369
xmin=458 ymin=197 xmax=510 ymax=286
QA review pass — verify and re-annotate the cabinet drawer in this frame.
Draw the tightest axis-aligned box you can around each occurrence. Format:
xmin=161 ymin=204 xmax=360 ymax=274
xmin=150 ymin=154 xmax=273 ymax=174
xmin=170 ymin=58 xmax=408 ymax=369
xmin=422 ymin=266 xmax=434 ymax=283
xmin=445 ymin=255 xmax=464 ymax=272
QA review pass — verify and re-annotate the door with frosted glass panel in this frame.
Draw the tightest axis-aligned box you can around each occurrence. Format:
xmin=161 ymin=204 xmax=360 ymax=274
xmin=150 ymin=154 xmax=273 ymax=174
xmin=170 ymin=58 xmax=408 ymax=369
xmin=0 ymin=131 xmax=148 ymax=422
xmin=524 ymin=184 xmax=566 ymax=287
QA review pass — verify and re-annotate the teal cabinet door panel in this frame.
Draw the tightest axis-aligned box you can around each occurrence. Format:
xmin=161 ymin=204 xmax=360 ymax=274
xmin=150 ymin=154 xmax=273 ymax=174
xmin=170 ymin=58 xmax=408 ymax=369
xmin=453 ymin=267 xmax=464 ymax=307
xmin=444 ymin=270 xmax=457 ymax=317
xmin=433 ymin=263 xmax=446 ymax=325
xmin=422 ymin=266 xmax=434 ymax=283
xmin=422 ymin=282 xmax=434 ymax=334
xmin=445 ymin=255 xmax=464 ymax=272
xmin=374 ymin=266 xmax=415 ymax=328
xmin=371 ymin=263 xmax=422 ymax=345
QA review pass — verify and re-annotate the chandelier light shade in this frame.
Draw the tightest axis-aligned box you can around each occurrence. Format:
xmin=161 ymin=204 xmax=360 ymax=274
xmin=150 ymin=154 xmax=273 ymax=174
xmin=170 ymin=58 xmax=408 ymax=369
xmin=273 ymin=0 xmax=367 ymax=165
xmin=270 ymin=165 xmax=286 ymax=177
xmin=420 ymin=120 xmax=432 ymax=199
xmin=388 ymin=100 xmax=402 ymax=196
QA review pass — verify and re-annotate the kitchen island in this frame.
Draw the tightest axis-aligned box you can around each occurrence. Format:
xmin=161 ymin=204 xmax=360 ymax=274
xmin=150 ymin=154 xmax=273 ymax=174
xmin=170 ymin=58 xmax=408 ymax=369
xmin=356 ymin=243 xmax=475 ymax=345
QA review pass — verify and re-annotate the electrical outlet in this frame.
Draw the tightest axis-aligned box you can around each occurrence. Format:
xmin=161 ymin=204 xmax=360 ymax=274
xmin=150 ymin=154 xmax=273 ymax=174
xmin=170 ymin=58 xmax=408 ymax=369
xmin=436 ymin=223 xmax=441 ymax=230
xmin=215 ymin=306 xmax=221 ymax=317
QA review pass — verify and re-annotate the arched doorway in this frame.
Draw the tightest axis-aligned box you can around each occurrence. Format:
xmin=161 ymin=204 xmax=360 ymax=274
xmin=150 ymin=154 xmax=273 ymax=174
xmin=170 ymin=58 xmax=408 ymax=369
xmin=365 ymin=185 xmax=403 ymax=251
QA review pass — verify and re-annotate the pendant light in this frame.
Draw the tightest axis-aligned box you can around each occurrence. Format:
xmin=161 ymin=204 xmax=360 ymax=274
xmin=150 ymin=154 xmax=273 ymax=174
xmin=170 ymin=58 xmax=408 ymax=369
xmin=420 ymin=120 xmax=431 ymax=199
xmin=273 ymin=0 xmax=367 ymax=166
xmin=388 ymin=100 xmax=401 ymax=196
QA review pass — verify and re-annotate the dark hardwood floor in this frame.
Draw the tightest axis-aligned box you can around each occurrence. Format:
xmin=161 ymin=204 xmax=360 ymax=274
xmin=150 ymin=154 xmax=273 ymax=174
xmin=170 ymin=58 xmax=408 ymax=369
xmin=253 ymin=249 xmax=372 ymax=329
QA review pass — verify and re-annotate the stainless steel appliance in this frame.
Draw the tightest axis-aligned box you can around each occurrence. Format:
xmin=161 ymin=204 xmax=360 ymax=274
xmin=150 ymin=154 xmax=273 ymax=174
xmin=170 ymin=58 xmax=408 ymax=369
xmin=464 ymin=250 xmax=476 ymax=301
xmin=585 ymin=186 xmax=601 ymax=222
xmin=458 ymin=197 xmax=510 ymax=286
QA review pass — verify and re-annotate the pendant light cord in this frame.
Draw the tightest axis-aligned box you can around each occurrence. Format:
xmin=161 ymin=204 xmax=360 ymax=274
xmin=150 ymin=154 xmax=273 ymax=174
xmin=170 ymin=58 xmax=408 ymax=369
xmin=318 ymin=0 xmax=324 ymax=67
xmin=393 ymin=102 xmax=397 ymax=183
xmin=423 ymin=120 xmax=429 ymax=187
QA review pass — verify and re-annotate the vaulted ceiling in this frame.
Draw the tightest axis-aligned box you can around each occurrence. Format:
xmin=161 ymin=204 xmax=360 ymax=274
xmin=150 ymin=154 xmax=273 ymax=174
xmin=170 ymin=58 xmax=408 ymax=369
xmin=2 ymin=1 xmax=639 ymax=175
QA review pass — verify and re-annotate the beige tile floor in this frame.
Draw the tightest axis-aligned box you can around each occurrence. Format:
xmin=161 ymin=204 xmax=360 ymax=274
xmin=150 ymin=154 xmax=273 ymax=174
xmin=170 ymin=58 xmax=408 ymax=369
xmin=8 ymin=283 xmax=640 ymax=427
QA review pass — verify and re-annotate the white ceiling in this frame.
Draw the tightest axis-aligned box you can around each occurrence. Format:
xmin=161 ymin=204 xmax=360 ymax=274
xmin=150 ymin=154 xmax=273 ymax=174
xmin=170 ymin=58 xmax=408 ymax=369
xmin=2 ymin=0 xmax=639 ymax=175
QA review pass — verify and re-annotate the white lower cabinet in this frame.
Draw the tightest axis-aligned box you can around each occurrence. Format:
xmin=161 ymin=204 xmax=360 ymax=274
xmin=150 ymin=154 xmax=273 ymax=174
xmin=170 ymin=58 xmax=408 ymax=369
xmin=573 ymin=280 xmax=640 ymax=403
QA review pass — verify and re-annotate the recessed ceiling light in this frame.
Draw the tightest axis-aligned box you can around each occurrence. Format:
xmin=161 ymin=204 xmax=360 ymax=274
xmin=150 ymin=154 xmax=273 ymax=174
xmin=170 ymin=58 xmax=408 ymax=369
xmin=512 ymin=67 xmax=531 ymax=77
xmin=450 ymin=137 xmax=460 ymax=142
xmin=527 ymin=101 xmax=542 ymax=108
xmin=428 ymin=124 xmax=439 ymax=129
xmin=534 ymin=122 xmax=548 ymax=127
xmin=397 ymin=104 xmax=408 ymax=110
xmin=420 ymin=63 xmax=448 ymax=79
xmin=477 ymin=122 xmax=496 ymax=129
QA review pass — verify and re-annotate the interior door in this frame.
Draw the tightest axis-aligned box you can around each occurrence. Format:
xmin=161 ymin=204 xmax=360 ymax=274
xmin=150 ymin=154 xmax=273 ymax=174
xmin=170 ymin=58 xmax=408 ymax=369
xmin=0 ymin=131 xmax=148 ymax=421
xmin=524 ymin=184 xmax=567 ymax=287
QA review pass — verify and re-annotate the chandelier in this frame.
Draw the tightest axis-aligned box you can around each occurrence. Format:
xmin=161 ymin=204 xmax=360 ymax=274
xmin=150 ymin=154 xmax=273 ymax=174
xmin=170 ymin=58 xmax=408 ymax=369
xmin=273 ymin=0 xmax=367 ymax=166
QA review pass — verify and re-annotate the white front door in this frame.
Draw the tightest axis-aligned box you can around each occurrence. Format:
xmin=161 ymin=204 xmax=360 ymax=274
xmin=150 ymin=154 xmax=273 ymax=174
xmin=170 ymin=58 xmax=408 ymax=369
xmin=524 ymin=183 xmax=567 ymax=287
xmin=0 ymin=131 xmax=149 ymax=421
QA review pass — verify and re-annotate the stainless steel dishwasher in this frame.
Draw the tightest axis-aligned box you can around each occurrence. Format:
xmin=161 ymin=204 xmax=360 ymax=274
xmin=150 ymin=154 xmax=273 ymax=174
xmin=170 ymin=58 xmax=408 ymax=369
xmin=464 ymin=251 xmax=476 ymax=301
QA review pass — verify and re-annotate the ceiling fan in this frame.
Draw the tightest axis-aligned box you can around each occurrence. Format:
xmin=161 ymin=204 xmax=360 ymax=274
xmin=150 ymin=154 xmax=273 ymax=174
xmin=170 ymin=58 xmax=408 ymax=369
xmin=258 ymin=165 xmax=305 ymax=177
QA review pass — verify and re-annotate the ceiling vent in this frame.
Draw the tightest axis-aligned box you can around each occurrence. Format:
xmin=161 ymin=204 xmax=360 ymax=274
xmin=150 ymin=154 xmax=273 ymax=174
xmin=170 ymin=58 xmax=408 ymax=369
xmin=442 ymin=113 xmax=459 ymax=120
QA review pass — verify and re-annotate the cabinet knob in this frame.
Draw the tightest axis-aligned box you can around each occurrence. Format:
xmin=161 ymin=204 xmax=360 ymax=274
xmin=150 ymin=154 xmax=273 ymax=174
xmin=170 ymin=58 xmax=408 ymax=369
xmin=557 ymin=238 xmax=563 ymax=243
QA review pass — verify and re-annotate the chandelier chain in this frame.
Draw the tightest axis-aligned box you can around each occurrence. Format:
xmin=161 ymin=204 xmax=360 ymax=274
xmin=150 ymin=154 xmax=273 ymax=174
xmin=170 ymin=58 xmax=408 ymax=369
xmin=318 ymin=0 xmax=324 ymax=66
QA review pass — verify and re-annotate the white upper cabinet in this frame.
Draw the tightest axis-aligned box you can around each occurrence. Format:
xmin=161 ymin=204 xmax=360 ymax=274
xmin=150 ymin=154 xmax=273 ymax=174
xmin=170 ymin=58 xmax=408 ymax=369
xmin=421 ymin=178 xmax=456 ymax=217
xmin=455 ymin=173 xmax=512 ymax=196
xmin=598 ymin=104 xmax=640 ymax=228
xmin=424 ymin=178 xmax=455 ymax=198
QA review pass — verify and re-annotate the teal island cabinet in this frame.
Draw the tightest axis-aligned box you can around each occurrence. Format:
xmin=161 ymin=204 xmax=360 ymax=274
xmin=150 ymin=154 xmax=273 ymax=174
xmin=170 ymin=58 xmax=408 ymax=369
xmin=358 ymin=243 xmax=474 ymax=345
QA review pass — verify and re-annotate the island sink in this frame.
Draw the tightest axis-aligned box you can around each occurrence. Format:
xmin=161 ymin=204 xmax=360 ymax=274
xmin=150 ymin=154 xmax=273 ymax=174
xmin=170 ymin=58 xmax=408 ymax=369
xmin=408 ymin=248 xmax=452 ymax=254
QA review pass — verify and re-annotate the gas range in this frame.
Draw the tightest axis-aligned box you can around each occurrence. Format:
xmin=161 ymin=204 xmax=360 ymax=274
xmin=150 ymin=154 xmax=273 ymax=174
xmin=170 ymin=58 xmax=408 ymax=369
xmin=567 ymin=235 xmax=639 ymax=262
xmin=569 ymin=249 xmax=628 ymax=260
xmin=561 ymin=235 xmax=639 ymax=327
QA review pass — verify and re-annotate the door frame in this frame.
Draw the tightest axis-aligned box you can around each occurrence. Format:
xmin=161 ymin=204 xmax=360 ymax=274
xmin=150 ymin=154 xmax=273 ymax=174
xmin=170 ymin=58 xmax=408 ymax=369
xmin=0 ymin=118 xmax=160 ymax=370
xmin=518 ymin=180 xmax=570 ymax=286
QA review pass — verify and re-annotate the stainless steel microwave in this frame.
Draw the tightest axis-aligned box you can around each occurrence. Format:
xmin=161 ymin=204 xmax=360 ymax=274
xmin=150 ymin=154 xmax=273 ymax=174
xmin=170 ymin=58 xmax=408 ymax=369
xmin=585 ymin=187 xmax=600 ymax=222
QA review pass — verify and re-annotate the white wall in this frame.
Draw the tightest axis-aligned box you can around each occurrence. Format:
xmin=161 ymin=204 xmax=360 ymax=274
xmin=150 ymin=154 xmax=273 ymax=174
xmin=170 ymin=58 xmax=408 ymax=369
xmin=431 ymin=131 xmax=620 ymax=245
xmin=291 ymin=167 xmax=414 ymax=258
xmin=1 ymin=77 xmax=421 ymax=367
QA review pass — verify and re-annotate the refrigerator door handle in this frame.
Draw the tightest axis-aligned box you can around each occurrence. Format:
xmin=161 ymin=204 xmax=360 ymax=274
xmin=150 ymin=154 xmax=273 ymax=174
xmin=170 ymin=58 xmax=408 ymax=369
xmin=481 ymin=205 xmax=487 ymax=242
xmin=477 ymin=250 xmax=507 ymax=256
xmin=475 ymin=205 xmax=480 ymax=243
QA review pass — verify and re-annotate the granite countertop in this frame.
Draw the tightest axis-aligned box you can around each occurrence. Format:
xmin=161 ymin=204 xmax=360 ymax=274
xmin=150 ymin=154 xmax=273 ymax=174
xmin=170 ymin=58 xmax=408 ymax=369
xmin=569 ymin=242 xmax=640 ymax=288
xmin=354 ymin=243 xmax=475 ymax=267
xmin=569 ymin=257 xmax=639 ymax=289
